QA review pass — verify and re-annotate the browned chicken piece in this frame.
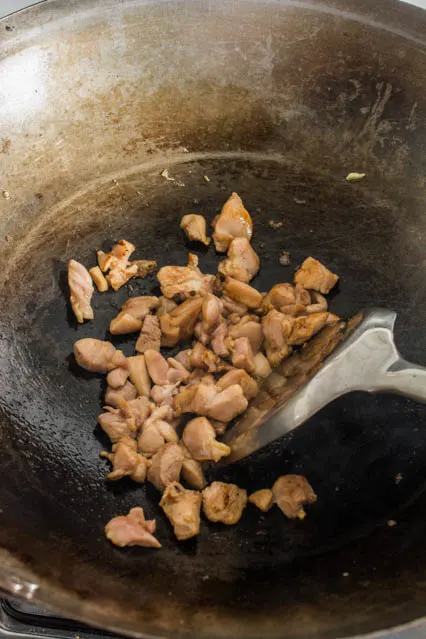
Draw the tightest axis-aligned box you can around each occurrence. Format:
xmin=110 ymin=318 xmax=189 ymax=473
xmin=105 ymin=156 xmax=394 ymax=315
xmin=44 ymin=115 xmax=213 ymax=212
xmin=105 ymin=507 xmax=161 ymax=549
xmin=160 ymin=297 xmax=203 ymax=347
xmin=160 ymin=482 xmax=202 ymax=541
xmin=218 ymin=238 xmax=260 ymax=283
xmin=288 ymin=312 xmax=329 ymax=346
xmin=224 ymin=277 xmax=263 ymax=310
xmin=74 ymin=338 xmax=126 ymax=373
xmin=306 ymin=291 xmax=328 ymax=314
xmin=207 ymin=384 xmax=248 ymax=422
xmin=136 ymin=315 xmax=161 ymax=353
xmin=172 ymin=349 xmax=191 ymax=371
xmin=110 ymin=312 xmax=143 ymax=335
xmin=262 ymin=310 xmax=293 ymax=366
xmin=121 ymin=296 xmax=160 ymax=320
xmin=89 ymin=265 xmax=108 ymax=292
xmin=98 ymin=240 xmax=157 ymax=292
xmin=68 ymin=259 xmax=94 ymax=323
xmin=221 ymin=295 xmax=249 ymax=317
xmin=180 ymin=214 xmax=211 ymax=246
xmin=272 ymin=475 xmax=317 ymax=519
xmin=182 ymin=417 xmax=231 ymax=462
xmin=212 ymin=192 xmax=253 ymax=252
xmin=202 ymin=293 xmax=223 ymax=332
xmin=101 ymin=436 xmax=148 ymax=482
xmin=157 ymin=265 xmax=205 ymax=299
xmin=202 ymin=481 xmax=247 ymax=525
xmin=211 ymin=322 xmax=229 ymax=357
xmin=138 ymin=423 xmax=165 ymax=457
xmin=155 ymin=420 xmax=179 ymax=444
xmin=127 ymin=355 xmax=151 ymax=397
xmin=217 ymin=368 xmax=258 ymax=400
xmin=294 ymin=257 xmax=338 ymax=294
xmin=147 ymin=442 xmax=184 ymax=492
xmin=252 ymin=352 xmax=272 ymax=380
xmin=248 ymin=489 xmax=274 ymax=512
xmin=105 ymin=381 xmax=137 ymax=408
xmin=106 ymin=367 xmax=130 ymax=389
xmin=262 ymin=283 xmax=295 ymax=312
xmin=191 ymin=382 xmax=218 ymax=415
xmin=144 ymin=349 xmax=170 ymax=385
xmin=232 ymin=336 xmax=255 ymax=374
xmin=132 ymin=259 xmax=158 ymax=278
xmin=127 ymin=396 xmax=151 ymax=427
xmin=228 ymin=318 xmax=263 ymax=353
xmin=326 ymin=313 xmax=340 ymax=324
xmin=98 ymin=409 xmax=137 ymax=443
xmin=180 ymin=445 xmax=206 ymax=490
xmin=167 ymin=358 xmax=191 ymax=383
xmin=156 ymin=296 xmax=177 ymax=318
xmin=98 ymin=239 xmax=135 ymax=272
xmin=151 ymin=384 xmax=177 ymax=407
xmin=209 ymin=419 xmax=227 ymax=436
xmin=189 ymin=341 xmax=223 ymax=374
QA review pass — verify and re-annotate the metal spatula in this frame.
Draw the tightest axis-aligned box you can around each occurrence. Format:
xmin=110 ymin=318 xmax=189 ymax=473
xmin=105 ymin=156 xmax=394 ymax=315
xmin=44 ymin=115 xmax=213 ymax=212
xmin=222 ymin=309 xmax=426 ymax=463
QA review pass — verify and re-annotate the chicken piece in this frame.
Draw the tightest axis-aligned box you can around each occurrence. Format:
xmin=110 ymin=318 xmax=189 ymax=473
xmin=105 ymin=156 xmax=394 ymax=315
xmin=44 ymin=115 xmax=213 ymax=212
xmin=74 ymin=338 xmax=126 ymax=373
xmin=211 ymin=322 xmax=229 ymax=357
xmin=89 ymin=265 xmax=108 ymax=292
xmin=182 ymin=417 xmax=231 ymax=462
xmin=157 ymin=265 xmax=205 ymax=299
xmin=138 ymin=423 xmax=165 ymax=457
xmin=101 ymin=436 xmax=148 ymax=482
xmin=217 ymin=368 xmax=258 ymax=400
xmin=262 ymin=283 xmax=295 ymax=311
xmin=228 ymin=318 xmax=263 ymax=354
xmin=174 ymin=348 xmax=193 ymax=371
xmin=224 ymin=277 xmax=263 ymax=309
xmin=110 ymin=312 xmax=143 ymax=335
xmin=181 ymin=458 xmax=206 ymax=490
xmin=156 ymin=420 xmax=179 ymax=443
xmin=121 ymin=296 xmax=160 ymax=320
xmin=98 ymin=239 xmax=135 ymax=272
xmin=127 ymin=396 xmax=151 ymax=427
xmin=136 ymin=315 xmax=161 ymax=353
xmin=151 ymin=384 xmax=177 ymax=407
xmin=202 ymin=481 xmax=247 ymax=525
xmin=173 ymin=383 xmax=199 ymax=415
xmin=98 ymin=240 xmax=157 ymax=291
xmin=180 ymin=214 xmax=211 ymax=246
xmin=294 ymin=257 xmax=338 ymax=294
xmin=207 ymin=384 xmax=248 ymax=422
xmin=160 ymin=297 xmax=203 ymax=347
xmin=262 ymin=310 xmax=293 ymax=366
xmin=68 ymin=259 xmax=94 ymax=323
xmin=249 ymin=489 xmax=274 ymax=512
xmin=272 ymin=475 xmax=317 ymax=519
xmin=160 ymin=482 xmax=202 ymax=541
xmin=252 ymin=352 xmax=272 ymax=380
xmin=105 ymin=381 xmax=137 ymax=408
xmin=106 ymin=367 xmax=130 ymax=389
xmin=144 ymin=349 xmax=170 ymax=385
xmin=127 ymin=355 xmax=151 ymax=397
xmin=156 ymin=296 xmax=177 ymax=318
xmin=306 ymin=291 xmax=328 ymax=314
xmin=231 ymin=337 xmax=255 ymax=374
xmin=105 ymin=507 xmax=161 ymax=549
xmin=212 ymin=192 xmax=253 ymax=252
xmin=191 ymin=382 xmax=218 ymax=415
xmin=218 ymin=238 xmax=260 ymax=283
xmin=167 ymin=358 xmax=191 ymax=384
xmin=147 ymin=442 xmax=184 ymax=492
xmin=210 ymin=419 xmax=227 ymax=436
xmin=189 ymin=342 xmax=223 ymax=374
xmin=288 ymin=312 xmax=329 ymax=346
xmin=98 ymin=410 xmax=137 ymax=443
xmin=221 ymin=296 xmax=249 ymax=317
xmin=202 ymin=293 xmax=223 ymax=332
xmin=132 ymin=259 xmax=158 ymax=278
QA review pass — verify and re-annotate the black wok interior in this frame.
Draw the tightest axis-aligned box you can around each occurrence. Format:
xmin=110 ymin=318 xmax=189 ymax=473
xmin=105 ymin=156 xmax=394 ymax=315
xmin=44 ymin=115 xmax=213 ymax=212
xmin=0 ymin=1 xmax=426 ymax=637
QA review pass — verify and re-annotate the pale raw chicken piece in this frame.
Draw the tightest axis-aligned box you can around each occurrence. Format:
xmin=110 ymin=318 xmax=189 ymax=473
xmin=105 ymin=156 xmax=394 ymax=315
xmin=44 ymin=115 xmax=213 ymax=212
xmin=216 ymin=368 xmax=258 ymax=400
xmin=224 ymin=277 xmax=263 ymax=309
xmin=202 ymin=481 xmax=247 ymax=525
xmin=147 ymin=443 xmax=184 ymax=492
xmin=106 ymin=367 xmax=130 ymax=389
xmin=101 ymin=436 xmax=148 ymax=482
xmin=180 ymin=214 xmax=211 ymax=246
xmin=127 ymin=355 xmax=151 ymax=397
xmin=151 ymin=384 xmax=177 ymax=407
xmin=157 ymin=265 xmax=205 ymax=299
xmin=218 ymin=238 xmax=260 ymax=283
xmin=105 ymin=381 xmax=137 ymax=408
xmin=110 ymin=312 xmax=143 ymax=335
xmin=210 ymin=419 xmax=227 ymax=436
xmin=202 ymin=293 xmax=223 ymax=331
xmin=136 ymin=315 xmax=161 ymax=353
xmin=160 ymin=482 xmax=202 ymax=541
xmin=288 ymin=312 xmax=329 ymax=346
xmin=252 ymin=352 xmax=272 ymax=380
xmin=182 ymin=417 xmax=231 ymax=462
xmin=294 ymin=257 xmax=338 ymax=294
xmin=306 ymin=291 xmax=328 ymax=314
xmin=262 ymin=310 xmax=293 ymax=366
xmin=89 ymin=266 xmax=108 ymax=292
xmin=180 ymin=446 xmax=206 ymax=490
xmin=74 ymin=338 xmax=126 ymax=373
xmin=211 ymin=322 xmax=229 ymax=357
xmin=228 ymin=318 xmax=263 ymax=353
xmin=127 ymin=396 xmax=151 ymax=427
xmin=156 ymin=296 xmax=177 ymax=317
xmin=105 ymin=507 xmax=161 ymax=548
xmin=249 ymin=489 xmax=274 ymax=512
xmin=160 ymin=297 xmax=203 ymax=347
xmin=98 ymin=410 xmax=137 ymax=443
xmin=221 ymin=296 xmax=248 ymax=317
xmin=207 ymin=384 xmax=248 ymax=422
xmin=68 ymin=259 xmax=94 ymax=323
xmin=212 ymin=192 xmax=253 ymax=252
xmin=121 ymin=296 xmax=160 ymax=320
xmin=232 ymin=337 xmax=255 ymax=374
xmin=144 ymin=349 xmax=170 ymax=385
xmin=272 ymin=475 xmax=317 ymax=519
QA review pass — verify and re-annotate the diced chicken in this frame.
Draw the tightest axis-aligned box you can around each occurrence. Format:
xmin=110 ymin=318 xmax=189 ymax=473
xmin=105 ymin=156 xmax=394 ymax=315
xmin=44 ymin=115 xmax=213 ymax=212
xmin=132 ymin=259 xmax=158 ymax=278
xmin=101 ymin=436 xmax=148 ymax=482
xmin=144 ymin=349 xmax=170 ymax=385
xmin=252 ymin=352 xmax=272 ymax=380
xmin=294 ymin=257 xmax=338 ymax=294
xmin=160 ymin=297 xmax=203 ymax=347
xmin=98 ymin=240 xmax=157 ymax=291
xmin=248 ymin=489 xmax=274 ymax=512
xmin=232 ymin=336 xmax=255 ymax=374
xmin=106 ymin=367 xmax=130 ymax=389
xmin=156 ymin=420 xmax=179 ymax=443
xmin=218 ymin=238 xmax=260 ymax=283
xmin=89 ymin=265 xmax=108 ymax=292
xmin=288 ymin=312 xmax=329 ymax=346
xmin=127 ymin=396 xmax=151 ymax=427
xmin=263 ymin=283 xmax=295 ymax=312
xmin=228 ymin=318 xmax=263 ymax=354
xmin=98 ymin=239 xmax=135 ymax=272
xmin=156 ymin=296 xmax=177 ymax=317
xmin=127 ymin=355 xmax=151 ymax=397
xmin=98 ymin=410 xmax=137 ymax=443
xmin=122 ymin=296 xmax=160 ymax=320
xmin=190 ymin=342 xmax=224 ymax=374
xmin=180 ymin=214 xmax=211 ymax=246
xmin=272 ymin=475 xmax=317 ymax=519
xmin=211 ymin=322 xmax=229 ymax=357
xmin=105 ymin=381 xmax=137 ymax=408
xmin=173 ymin=384 xmax=199 ymax=415
xmin=160 ymin=482 xmax=202 ymax=541
xmin=202 ymin=481 xmax=247 ymax=525
xmin=74 ymin=338 xmax=126 ymax=373
xmin=151 ymin=384 xmax=177 ymax=407
xmin=174 ymin=349 xmax=193 ymax=371
xmin=182 ymin=417 xmax=231 ymax=462
xmin=221 ymin=295 xmax=248 ymax=317
xmin=138 ymin=423 xmax=165 ymax=457
xmin=212 ymin=192 xmax=253 ymax=252
xmin=110 ymin=312 xmax=143 ymax=335
xmin=191 ymin=382 xmax=218 ymax=415
xmin=181 ymin=459 xmax=206 ymax=491
xmin=105 ymin=507 xmax=161 ymax=548
xmin=136 ymin=315 xmax=161 ymax=353
xmin=207 ymin=384 xmax=248 ymax=422
xmin=202 ymin=293 xmax=223 ymax=331
xmin=217 ymin=368 xmax=258 ymax=400
xmin=262 ymin=310 xmax=293 ymax=366
xmin=157 ymin=265 xmax=205 ymax=299
xmin=147 ymin=443 xmax=184 ymax=492
xmin=224 ymin=277 xmax=263 ymax=309
xmin=68 ymin=259 xmax=94 ymax=323
xmin=167 ymin=358 xmax=191 ymax=384
xmin=306 ymin=291 xmax=328 ymax=314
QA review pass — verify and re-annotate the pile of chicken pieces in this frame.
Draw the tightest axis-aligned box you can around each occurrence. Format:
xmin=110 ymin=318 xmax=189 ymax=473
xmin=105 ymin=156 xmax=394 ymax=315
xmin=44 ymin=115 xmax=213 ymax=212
xmin=69 ymin=192 xmax=339 ymax=548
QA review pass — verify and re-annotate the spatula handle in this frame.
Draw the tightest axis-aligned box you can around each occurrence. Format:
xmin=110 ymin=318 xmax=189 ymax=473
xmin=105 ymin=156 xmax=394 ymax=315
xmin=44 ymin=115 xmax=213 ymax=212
xmin=379 ymin=359 xmax=426 ymax=404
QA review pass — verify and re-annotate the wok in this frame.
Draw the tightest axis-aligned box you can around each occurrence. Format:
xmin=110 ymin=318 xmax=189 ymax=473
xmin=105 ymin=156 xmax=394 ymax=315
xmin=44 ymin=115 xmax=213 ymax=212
xmin=0 ymin=0 xmax=426 ymax=637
